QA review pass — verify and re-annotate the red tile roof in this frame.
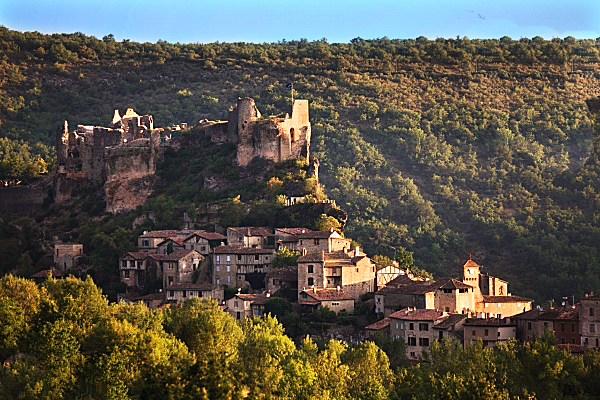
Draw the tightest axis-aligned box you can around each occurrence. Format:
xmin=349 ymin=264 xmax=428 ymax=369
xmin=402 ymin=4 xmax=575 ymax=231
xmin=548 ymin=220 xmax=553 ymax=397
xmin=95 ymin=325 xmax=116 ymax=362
xmin=463 ymin=258 xmax=481 ymax=269
xmin=538 ymin=306 xmax=579 ymax=321
xmin=389 ymin=308 xmax=445 ymax=321
xmin=166 ymin=283 xmax=219 ymax=290
xmin=235 ymin=293 xmax=271 ymax=305
xmin=365 ymin=318 xmax=390 ymax=331
xmin=437 ymin=279 xmax=474 ymax=290
xmin=483 ymin=295 xmax=533 ymax=303
xmin=31 ymin=269 xmax=63 ymax=278
xmin=120 ymin=252 xmax=152 ymax=260
xmin=150 ymin=249 xmax=197 ymax=261
xmin=189 ymin=231 xmax=227 ymax=241
xmin=301 ymin=289 xmax=354 ymax=301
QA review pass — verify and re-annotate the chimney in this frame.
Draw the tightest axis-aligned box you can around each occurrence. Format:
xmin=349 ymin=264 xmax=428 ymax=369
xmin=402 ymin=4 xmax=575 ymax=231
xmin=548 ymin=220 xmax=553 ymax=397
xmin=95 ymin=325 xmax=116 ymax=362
xmin=336 ymin=286 xmax=340 ymax=292
xmin=266 ymin=292 xmax=271 ymax=298
xmin=313 ymin=286 xmax=316 ymax=293
xmin=355 ymin=246 xmax=360 ymax=257
xmin=220 ymin=241 xmax=225 ymax=246
xmin=301 ymin=229 xmax=305 ymax=234
xmin=330 ymin=227 xmax=334 ymax=233
xmin=302 ymin=248 xmax=307 ymax=256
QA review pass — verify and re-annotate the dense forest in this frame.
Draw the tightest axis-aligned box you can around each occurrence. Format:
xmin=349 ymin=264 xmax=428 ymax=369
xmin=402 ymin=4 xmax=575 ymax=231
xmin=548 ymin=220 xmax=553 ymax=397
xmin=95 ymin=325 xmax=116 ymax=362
xmin=3 ymin=27 xmax=600 ymax=303
xmin=3 ymin=274 xmax=600 ymax=400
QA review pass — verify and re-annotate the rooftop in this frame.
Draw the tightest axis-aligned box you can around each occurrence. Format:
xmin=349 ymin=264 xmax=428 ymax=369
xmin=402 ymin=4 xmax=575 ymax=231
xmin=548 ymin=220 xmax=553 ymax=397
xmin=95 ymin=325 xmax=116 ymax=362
xmin=437 ymin=278 xmax=474 ymax=290
xmin=276 ymin=228 xmax=313 ymax=235
xmin=483 ymin=295 xmax=533 ymax=303
xmin=433 ymin=313 xmax=469 ymax=329
xmin=150 ymin=249 xmax=197 ymax=261
xmin=235 ymin=293 xmax=271 ymax=305
xmin=229 ymin=227 xmax=272 ymax=237
xmin=301 ymin=288 xmax=354 ymax=301
xmin=120 ymin=252 xmax=152 ymax=260
xmin=266 ymin=267 xmax=298 ymax=281
xmin=166 ymin=282 xmax=219 ymax=290
xmin=31 ymin=269 xmax=64 ymax=278
xmin=389 ymin=308 xmax=445 ymax=321
xmin=365 ymin=318 xmax=390 ymax=331
xmin=139 ymin=230 xmax=180 ymax=238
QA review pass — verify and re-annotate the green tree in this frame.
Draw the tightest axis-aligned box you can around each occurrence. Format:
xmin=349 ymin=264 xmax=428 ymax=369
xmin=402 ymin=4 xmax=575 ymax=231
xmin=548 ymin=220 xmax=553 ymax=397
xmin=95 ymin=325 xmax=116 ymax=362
xmin=272 ymin=247 xmax=300 ymax=268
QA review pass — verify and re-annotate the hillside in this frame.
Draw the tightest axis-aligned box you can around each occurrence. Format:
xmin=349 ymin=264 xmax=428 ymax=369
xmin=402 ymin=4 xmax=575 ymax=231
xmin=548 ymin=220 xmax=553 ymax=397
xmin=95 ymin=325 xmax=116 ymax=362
xmin=2 ymin=28 xmax=600 ymax=302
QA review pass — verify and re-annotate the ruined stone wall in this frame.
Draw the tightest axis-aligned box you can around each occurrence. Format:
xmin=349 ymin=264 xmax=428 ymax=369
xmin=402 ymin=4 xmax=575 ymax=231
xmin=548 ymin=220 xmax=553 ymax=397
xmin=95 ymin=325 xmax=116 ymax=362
xmin=0 ymin=182 xmax=50 ymax=213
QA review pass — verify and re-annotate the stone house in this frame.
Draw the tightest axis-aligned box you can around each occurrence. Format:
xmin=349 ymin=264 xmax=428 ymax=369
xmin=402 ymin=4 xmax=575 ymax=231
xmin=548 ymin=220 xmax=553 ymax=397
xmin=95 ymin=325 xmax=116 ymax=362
xmin=212 ymin=245 xmax=274 ymax=289
xmin=297 ymin=247 xmax=376 ymax=301
xmin=54 ymin=243 xmax=83 ymax=271
xmin=156 ymin=237 xmax=186 ymax=255
xmin=153 ymin=249 xmax=203 ymax=288
xmin=463 ymin=318 xmax=517 ymax=348
xmin=513 ymin=309 xmax=543 ymax=342
xmin=376 ymin=264 xmax=405 ymax=290
xmin=375 ymin=283 xmax=436 ymax=317
xmin=478 ymin=295 xmax=533 ymax=318
xmin=118 ymin=292 xmax=165 ymax=310
xmin=165 ymin=283 xmax=224 ymax=305
xmin=365 ymin=318 xmax=391 ymax=337
xmin=432 ymin=314 xmax=468 ymax=342
xmin=299 ymin=287 xmax=355 ymax=314
xmin=31 ymin=268 xmax=64 ymax=284
xmin=539 ymin=306 xmax=580 ymax=345
xmin=227 ymin=293 xmax=271 ymax=320
xmin=265 ymin=267 xmax=298 ymax=294
xmin=227 ymin=227 xmax=273 ymax=249
xmin=579 ymin=293 xmax=600 ymax=348
xmin=389 ymin=308 xmax=447 ymax=360
xmin=433 ymin=279 xmax=477 ymax=314
xmin=296 ymin=230 xmax=351 ymax=253
xmin=183 ymin=231 xmax=227 ymax=255
xmin=138 ymin=230 xmax=180 ymax=253
xmin=119 ymin=252 xmax=152 ymax=288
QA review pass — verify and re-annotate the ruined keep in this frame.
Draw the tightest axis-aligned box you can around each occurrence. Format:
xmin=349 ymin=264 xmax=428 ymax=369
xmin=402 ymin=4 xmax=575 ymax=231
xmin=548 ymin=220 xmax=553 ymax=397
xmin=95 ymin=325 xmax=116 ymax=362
xmin=55 ymin=108 xmax=162 ymax=213
xmin=201 ymin=97 xmax=311 ymax=167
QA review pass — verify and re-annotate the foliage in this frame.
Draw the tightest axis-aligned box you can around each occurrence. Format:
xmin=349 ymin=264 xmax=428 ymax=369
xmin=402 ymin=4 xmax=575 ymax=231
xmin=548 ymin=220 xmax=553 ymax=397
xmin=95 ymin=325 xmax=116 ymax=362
xmin=272 ymin=247 xmax=300 ymax=268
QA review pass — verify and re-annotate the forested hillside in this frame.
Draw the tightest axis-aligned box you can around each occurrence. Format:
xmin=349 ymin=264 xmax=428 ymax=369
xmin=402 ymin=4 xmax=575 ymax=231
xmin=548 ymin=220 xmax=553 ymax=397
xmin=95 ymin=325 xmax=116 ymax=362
xmin=2 ymin=27 xmax=600 ymax=302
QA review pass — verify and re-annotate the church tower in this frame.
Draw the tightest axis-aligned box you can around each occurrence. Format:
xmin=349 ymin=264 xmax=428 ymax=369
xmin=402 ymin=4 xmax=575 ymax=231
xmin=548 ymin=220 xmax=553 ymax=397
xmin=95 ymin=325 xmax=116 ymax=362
xmin=462 ymin=255 xmax=481 ymax=288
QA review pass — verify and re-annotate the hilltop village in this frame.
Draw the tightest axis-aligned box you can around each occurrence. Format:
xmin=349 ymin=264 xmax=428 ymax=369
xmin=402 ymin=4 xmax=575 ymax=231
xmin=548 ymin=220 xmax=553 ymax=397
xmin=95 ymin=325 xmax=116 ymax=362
xmin=20 ymin=97 xmax=600 ymax=361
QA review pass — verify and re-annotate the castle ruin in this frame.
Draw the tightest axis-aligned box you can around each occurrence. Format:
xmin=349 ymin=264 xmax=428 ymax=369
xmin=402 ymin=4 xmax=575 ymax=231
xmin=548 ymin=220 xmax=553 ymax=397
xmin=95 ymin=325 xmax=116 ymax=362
xmin=200 ymin=97 xmax=311 ymax=167
xmin=55 ymin=108 xmax=163 ymax=213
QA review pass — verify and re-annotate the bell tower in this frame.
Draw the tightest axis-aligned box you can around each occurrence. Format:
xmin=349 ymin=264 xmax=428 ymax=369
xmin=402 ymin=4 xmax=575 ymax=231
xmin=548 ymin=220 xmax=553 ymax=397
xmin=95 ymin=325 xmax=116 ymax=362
xmin=462 ymin=254 xmax=481 ymax=288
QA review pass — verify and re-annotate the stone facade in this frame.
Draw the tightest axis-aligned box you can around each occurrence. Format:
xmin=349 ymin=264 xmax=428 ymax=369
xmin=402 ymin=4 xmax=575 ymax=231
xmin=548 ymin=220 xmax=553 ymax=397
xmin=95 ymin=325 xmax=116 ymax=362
xmin=389 ymin=308 xmax=447 ymax=360
xmin=212 ymin=245 xmax=274 ymax=289
xmin=463 ymin=318 xmax=517 ymax=348
xmin=155 ymin=249 xmax=203 ymax=289
xmin=579 ymin=293 xmax=600 ymax=348
xmin=299 ymin=288 xmax=355 ymax=313
xmin=165 ymin=283 xmax=224 ymax=305
xmin=297 ymin=247 xmax=375 ymax=301
xmin=54 ymin=243 xmax=83 ymax=271
xmin=227 ymin=227 xmax=273 ymax=248
xmin=227 ymin=293 xmax=270 ymax=320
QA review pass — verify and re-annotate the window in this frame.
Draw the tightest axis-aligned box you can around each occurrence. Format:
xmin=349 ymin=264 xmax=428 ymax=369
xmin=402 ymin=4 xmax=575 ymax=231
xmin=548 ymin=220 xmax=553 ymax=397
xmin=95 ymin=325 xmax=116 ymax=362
xmin=472 ymin=330 xmax=476 ymax=336
xmin=169 ymin=290 xmax=174 ymax=297
xmin=332 ymin=302 xmax=340 ymax=306
xmin=216 ymin=255 xmax=220 ymax=262
xmin=408 ymin=337 xmax=416 ymax=346
xmin=255 ymin=255 xmax=259 ymax=261
xmin=168 ymin=263 xmax=174 ymax=269
xmin=410 ymin=352 xmax=416 ymax=357
xmin=400 ymin=322 xmax=404 ymax=330
xmin=396 ymin=323 xmax=399 ymax=329
xmin=591 ymin=324 xmax=596 ymax=333
xmin=227 ymin=276 xmax=231 ymax=283
xmin=497 ymin=331 xmax=501 ymax=337
xmin=238 ymin=254 xmax=242 ymax=261
xmin=308 ymin=277 xmax=314 ymax=286
xmin=182 ymin=290 xmax=186 ymax=298
xmin=308 ymin=265 xmax=314 ymax=273
xmin=419 ymin=323 xmax=429 ymax=331
xmin=528 ymin=322 xmax=532 ymax=330
xmin=572 ymin=338 xmax=576 ymax=344
xmin=168 ymin=276 xmax=173 ymax=285
xmin=234 ymin=301 xmax=239 ymax=308
xmin=216 ymin=278 xmax=220 ymax=284
xmin=561 ymin=323 xmax=565 ymax=332
xmin=190 ymin=245 xmax=194 ymax=250
xmin=199 ymin=291 xmax=203 ymax=298
xmin=591 ymin=308 xmax=595 ymax=316
xmin=124 ymin=270 xmax=130 ymax=279
xmin=142 ymin=239 xmax=149 ymax=247
xmin=572 ymin=324 xmax=576 ymax=332
xmin=226 ymin=265 xmax=230 ymax=272
xmin=216 ymin=266 xmax=220 ymax=272
xmin=226 ymin=255 xmax=231 ymax=262
xmin=273 ymin=279 xmax=277 ymax=285
xmin=314 ymin=239 xmax=319 ymax=245
xmin=484 ymin=329 xmax=489 ymax=336
xmin=409 ymin=323 xmax=414 ymax=330
xmin=445 ymin=307 xmax=450 ymax=312
xmin=561 ymin=337 xmax=566 ymax=344
xmin=419 ymin=338 xmax=430 ymax=347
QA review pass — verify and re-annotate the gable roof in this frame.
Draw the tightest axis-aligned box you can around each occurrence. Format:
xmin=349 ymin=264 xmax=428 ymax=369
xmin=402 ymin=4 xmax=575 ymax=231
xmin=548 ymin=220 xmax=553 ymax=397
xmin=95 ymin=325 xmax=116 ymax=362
xmin=463 ymin=258 xmax=481 ymax=270
xmin=276 ymin=228 xmax=313 ymax=235
xmin=389 ymin=308 xmax=445 ymax=321
xmin=538 ymin=306 xmax=579 ymax=321
xmin=156 ymin=237 xmax=186 ymax=246
xmin=365 ymin=318 xmax=390 ymax=331
xmin=385 ymin=273 xmax=417 ymax=287
xmin=120 ymin=252 xmax=152 ymax=261
xmin=150 ymin=249 xmax=199 ymax=261
xmin=301 ymin=289 xmax=354 ymax=301
xmin=228 ymin=227 xmax=272 ymax=237
xmin=235 ymin=293 xmax=271 ymax=305
xmin=213 ymin=245 xmax=274 ymax=255
xmin=183 ymin=231 xmax=227 ymax=241
xmin=483 ymin=295 xmax=533 ymax=303
xmin=433 ymin=313 xmax=469 ymax=329
xmin=31 ymin=268 xmax=63 ymax=278
xmin=436 ymin=279 xmax=474 ymax=290
xmin=139 ymin=230 xmax=180 ymax=238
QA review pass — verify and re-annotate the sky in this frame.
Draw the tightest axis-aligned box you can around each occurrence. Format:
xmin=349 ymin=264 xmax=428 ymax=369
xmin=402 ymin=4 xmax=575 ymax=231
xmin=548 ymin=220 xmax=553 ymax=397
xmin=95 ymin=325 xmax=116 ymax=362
xmin=1 ymin=0 xmax=599 ymax=44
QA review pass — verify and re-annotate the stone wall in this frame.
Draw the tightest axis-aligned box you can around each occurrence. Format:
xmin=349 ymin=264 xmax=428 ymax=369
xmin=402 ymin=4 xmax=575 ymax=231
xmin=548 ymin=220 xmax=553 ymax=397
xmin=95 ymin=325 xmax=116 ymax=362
xmin=0 ymin=182 xmax=50 ymax=213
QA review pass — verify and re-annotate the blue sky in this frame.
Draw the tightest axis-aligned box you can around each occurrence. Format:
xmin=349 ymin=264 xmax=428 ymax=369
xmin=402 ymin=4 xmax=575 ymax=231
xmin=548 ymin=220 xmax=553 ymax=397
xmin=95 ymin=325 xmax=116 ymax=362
xmin=1 ymin=0 xmax=599 ymax=44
